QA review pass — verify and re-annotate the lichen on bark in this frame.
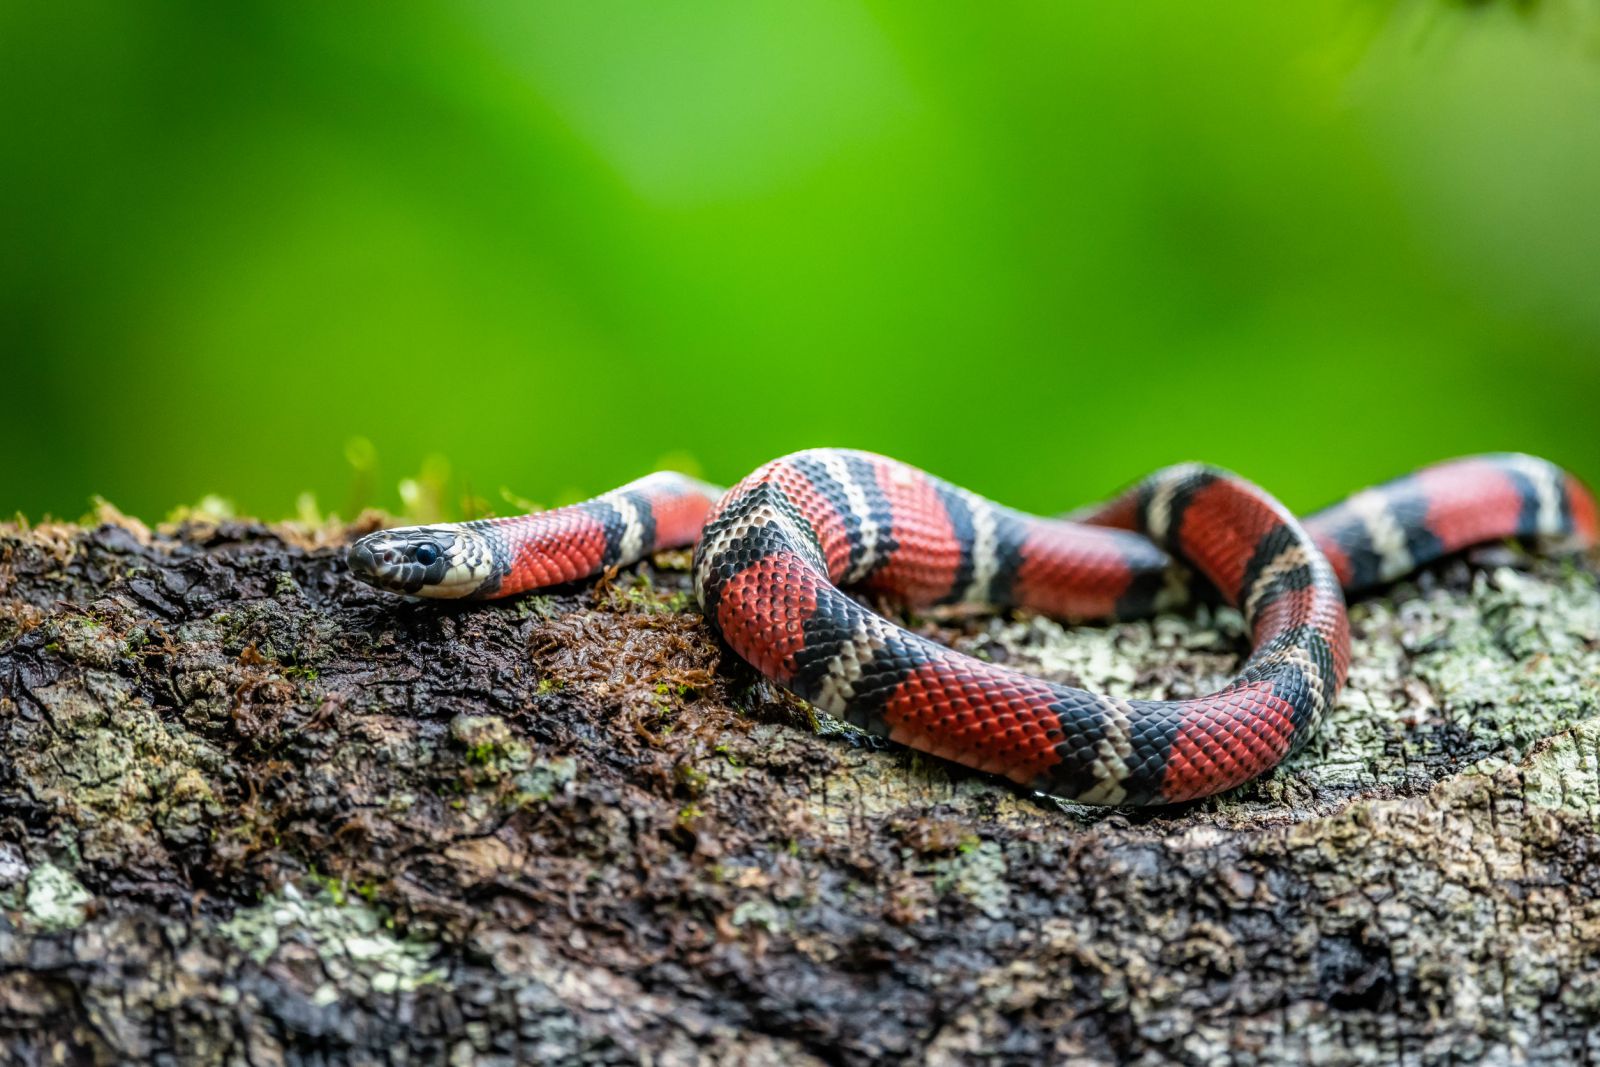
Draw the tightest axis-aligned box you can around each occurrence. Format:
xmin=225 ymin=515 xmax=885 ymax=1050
xmin=1 ymin=507 xmax=1597 ymax=1065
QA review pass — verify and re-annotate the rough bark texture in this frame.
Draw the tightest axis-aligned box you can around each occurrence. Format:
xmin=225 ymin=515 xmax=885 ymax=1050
xmin=2 ymin=506 xmax=1598 ymax=1066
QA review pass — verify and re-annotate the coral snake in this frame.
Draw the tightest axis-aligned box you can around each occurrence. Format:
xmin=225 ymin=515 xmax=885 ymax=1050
xmin=348 ymin=452 xmax=1597 ymax=805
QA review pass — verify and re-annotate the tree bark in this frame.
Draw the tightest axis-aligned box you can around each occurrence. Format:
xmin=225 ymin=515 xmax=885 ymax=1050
xmin=2 ymin=506 xmax=1598 ymax=1066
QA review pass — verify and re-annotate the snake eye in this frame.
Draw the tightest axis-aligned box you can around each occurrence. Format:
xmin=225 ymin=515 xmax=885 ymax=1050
xmin=414 ymin=543 xmax=440 ymax=566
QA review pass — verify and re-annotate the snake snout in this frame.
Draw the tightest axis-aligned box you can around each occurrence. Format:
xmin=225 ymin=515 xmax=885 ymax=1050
xmin=347 ymin=538 xmax=381 ymax=582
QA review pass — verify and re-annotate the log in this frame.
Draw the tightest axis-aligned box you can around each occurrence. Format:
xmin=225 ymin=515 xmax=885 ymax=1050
xmin=1 ymin=504 xmax=1597 ymax=1065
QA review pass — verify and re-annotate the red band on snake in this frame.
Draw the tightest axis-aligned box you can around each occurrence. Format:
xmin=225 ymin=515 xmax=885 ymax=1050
xmin=348 ymin=451 xmax=1597 ymax=805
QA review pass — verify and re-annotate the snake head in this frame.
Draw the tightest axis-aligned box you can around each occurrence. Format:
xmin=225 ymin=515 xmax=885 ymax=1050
xmin=346 ymin=524 xmax=499 ymax=598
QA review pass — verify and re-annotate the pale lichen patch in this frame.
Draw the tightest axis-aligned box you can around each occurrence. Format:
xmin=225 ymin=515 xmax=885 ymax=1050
xmin=218 ymin=882 xmax=445 ymax=995
xmin=24 ymin=863 xmax=91 ymax=931
xmin=932 ymin=838 xmax=1011 ymax=920
xmin=1414 ymin=567 xmax=1600 ymax=738
xmin=21 ymin=674 xmax=227 ymax=864
xmin=515 ymin=755 xmax=579 ymax=805
xmin=450 ymin=713 xmax=533 ymax=775
xmin=1520 ymin=719 xmax=1600 ymax=820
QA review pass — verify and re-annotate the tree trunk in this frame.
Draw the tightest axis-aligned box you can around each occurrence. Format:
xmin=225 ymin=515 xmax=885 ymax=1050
xmin=2 ymin=506 xmax=1597 ymax=1066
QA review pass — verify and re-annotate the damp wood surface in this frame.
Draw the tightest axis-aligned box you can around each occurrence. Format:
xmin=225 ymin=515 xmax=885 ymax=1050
xmin=2 ymin=506 xmax=1599 ymax=1066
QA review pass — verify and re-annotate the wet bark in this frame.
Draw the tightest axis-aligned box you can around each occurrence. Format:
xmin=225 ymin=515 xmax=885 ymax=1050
xmin=2 ymin=505 xmax=1598 ymax=1066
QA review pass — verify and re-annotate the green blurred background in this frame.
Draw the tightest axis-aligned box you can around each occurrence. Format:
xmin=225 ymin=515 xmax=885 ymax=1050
xmin=3 ymin=1 xmax=1597 ymax=523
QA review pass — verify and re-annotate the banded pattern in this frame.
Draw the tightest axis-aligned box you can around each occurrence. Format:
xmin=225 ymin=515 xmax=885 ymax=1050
xmin=347 ymin=450 xmax=1597 ymax=805
xmin=1299 ymin=453 xmax=1597 ymax=593
xmin=693 ymin=452 xmax=1348 ymax=803
xmin=480 ymin=471 xmax=719 ymax=598
xmin=346 ymin=471 xmax=720 ymax=599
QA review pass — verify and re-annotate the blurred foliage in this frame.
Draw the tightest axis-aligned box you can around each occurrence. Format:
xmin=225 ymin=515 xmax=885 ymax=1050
xmin=2 ymin=1 xmax=1598 ymax=522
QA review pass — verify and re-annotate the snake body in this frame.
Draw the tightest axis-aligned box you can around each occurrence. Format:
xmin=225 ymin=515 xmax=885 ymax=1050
xmin=348 ymin=451 xmax=1596 ymax=805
